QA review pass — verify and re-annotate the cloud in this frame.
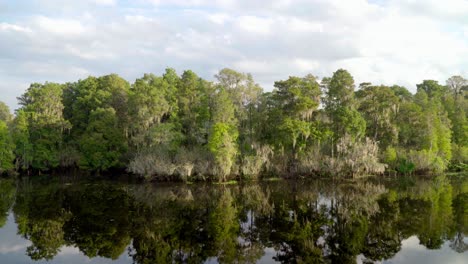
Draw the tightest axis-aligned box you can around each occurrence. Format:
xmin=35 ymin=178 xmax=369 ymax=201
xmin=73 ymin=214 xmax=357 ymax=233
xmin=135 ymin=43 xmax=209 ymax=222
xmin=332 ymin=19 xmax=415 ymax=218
xmin=34 ymin=16 xmax=87 ymax=36
xmin=0 ymin=23 xmax=32 ymax=33
xmin=0 ymin=242 xmax=29 ymax=254
xmin=207 ymin=13 xmax=230 ymax=25
xmin=0 ymin=0 xmax=467 ymax=111
xmin=235 ymin=16 xmax=274 ymax=35
xmin=92 ymin=0 xmax=116 ymax=6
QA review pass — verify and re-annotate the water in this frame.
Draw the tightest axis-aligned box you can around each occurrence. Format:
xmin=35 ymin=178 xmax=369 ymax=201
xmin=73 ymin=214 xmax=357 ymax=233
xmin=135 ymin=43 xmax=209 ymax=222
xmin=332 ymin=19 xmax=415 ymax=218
xmin=0 ymin=175 xmax=466 ymax=264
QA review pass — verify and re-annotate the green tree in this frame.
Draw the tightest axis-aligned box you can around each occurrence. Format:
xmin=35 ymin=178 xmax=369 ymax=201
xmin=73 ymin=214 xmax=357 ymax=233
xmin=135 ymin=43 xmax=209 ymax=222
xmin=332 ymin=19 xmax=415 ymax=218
xmin=416 ymin=80 xmax=446 ymax=99
xmin=17 ymin=83 xmax=71 ymax=170
xmin=128 ymin=74 xmax=173 ymax=150
xmin=64 ymin=74 xmax=130 ymax=170
xmin=0 ymin=121 xmax=15 ymax=172
xmin=324 ymin=69 xmax=356 ymax=109
xmin=208 ymin=123 xmax=238 ymax=180
xmin=79 ymin=108 xmax=127 ymax=171
xmin=323 ymin=69 xmax=365 ymax=140
xmin=10 ymin=110 xmax=33 ymax=170
xmin=0 ymin=101 xmax=12 ymax=123
xmin=271 ymin=75 xmax=321 ymax=157
xmin=178 ymin=70 xmax=211 ymax=145
xmin=215 ymin=68 xmax=263 ymax=144
xmin=444 ymin=76 xmax=468 ymax=166
xmin=356 ymin=85 xmax=399 ymax=148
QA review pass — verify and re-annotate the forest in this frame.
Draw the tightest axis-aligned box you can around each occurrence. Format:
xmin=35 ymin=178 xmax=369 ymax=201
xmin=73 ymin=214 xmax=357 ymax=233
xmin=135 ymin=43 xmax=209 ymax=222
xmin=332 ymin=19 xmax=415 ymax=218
xmin=0 ymin=68 xmax=466 ymax=181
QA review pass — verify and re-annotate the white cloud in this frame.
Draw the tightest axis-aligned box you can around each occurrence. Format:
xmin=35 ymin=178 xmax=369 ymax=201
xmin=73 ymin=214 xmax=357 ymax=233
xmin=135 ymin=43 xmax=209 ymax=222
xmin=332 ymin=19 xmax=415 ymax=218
xmin=0 ymin=23 xmax=32 ymax=33
xmin=34 ymin=16 xmax=86 ymax=35
xmin=233 ymin=59 xmax=272 ymax=74
xmin=0 ymin=0 xmax=467 ymax=110
xmin=207 ymin=13 xmax=230 ymax=25
xmin=236 ymin=16 xmax=273 ymax=35
xmin=92 ymin=0 xmax=116 ymax=6
xmin=293 ymin=58 xmax=320 ymax=72
xmin=286 ymin=17 xmax=323 ymax=33
xmin=0 ymin=243 xmax=29 ymax=254
xmin=393 ymin=0 xmax=468 ymax=22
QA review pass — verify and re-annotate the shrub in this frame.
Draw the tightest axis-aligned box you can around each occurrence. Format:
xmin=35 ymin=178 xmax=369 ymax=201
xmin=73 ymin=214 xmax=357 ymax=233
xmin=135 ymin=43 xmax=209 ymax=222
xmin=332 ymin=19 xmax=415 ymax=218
xmin=408 ymin=149 xmax=447 ymax=173
xmin=240 ymin=144 xmax=273 ymax=179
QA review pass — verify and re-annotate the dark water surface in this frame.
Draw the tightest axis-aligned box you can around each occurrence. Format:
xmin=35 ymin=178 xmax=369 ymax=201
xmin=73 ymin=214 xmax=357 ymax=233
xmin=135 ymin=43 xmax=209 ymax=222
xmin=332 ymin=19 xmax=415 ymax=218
xmin=0 ymin=175 xmax=466 ymax=264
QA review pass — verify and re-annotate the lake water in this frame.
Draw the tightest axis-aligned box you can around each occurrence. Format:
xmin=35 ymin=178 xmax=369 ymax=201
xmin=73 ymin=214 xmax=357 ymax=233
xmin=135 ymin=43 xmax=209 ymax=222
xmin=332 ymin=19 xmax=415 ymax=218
xmin=0 ymin=175 xmax=466 ymax=264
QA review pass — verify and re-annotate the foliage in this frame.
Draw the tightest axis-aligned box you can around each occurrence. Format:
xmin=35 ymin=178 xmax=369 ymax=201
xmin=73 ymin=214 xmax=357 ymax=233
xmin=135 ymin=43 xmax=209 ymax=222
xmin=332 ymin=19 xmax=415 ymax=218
xmin=79 ymin=107 xmax=128 ymax=171
xmin=208 ymin=123 xmax=238 ymax=180
xmin=0 ymin=121 xmax=15 ymax=172
xmin=3 ymin=69 xmax=467 ymax=178
xmin=16 ymin=83 xmax=71 ymax=170
xmin=0 ymin=101 xmax=12 ymax=122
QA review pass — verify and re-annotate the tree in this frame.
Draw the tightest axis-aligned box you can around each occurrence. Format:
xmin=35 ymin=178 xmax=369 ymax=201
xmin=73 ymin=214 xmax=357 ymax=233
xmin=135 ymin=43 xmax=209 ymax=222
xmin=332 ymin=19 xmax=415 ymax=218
xmin=390 ymin=85 xmax=413 ymax=102
xmin=0 ymin=101 xmax=12 ymax=123
xmin=444 ymin=76 xmax=468 ymax=166
xmin=0 ymin=121 xmax=15 ymax=172
xmin=215 ymin=68 xmax=262 ymax=144
xmin=79 ymin=108 xmax=127 ymax=171
xmin=356 ymin=85 xmax=399 ymax=148
xmin=63 ymin=74 xmax=130 ymax=171
xmin=268 ymin=75 xmax=322 ymax=158
xmin=10 ymin=110 xmax=33 ymax=170
xmin=208 ymin=123 xmax=238 ymax=180
xmin=17 ymin=83 xmax=70 ymax=170
xmin=274 ymin=74 xmax=321 ymax=120
xmin=178 ymin=70 xmax=211 ymax=146
xmin=128 ymin=74 xmax=172 ymax=149
xmin=323 ymin=69 xmax=365 ymax=140
xmin=416 ymin=80 xmax=446 ymax=99
xmin=324 ymin=69 xmax=356 ymax=110
xmin=446 ymin=75 xmax=467 ymax=99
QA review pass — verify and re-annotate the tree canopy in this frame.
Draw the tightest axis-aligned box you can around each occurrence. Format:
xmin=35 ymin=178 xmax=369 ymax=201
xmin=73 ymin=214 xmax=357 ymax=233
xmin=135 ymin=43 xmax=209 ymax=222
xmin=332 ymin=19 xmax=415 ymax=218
xmin=0 ymin=69 xmax=466 ymax=179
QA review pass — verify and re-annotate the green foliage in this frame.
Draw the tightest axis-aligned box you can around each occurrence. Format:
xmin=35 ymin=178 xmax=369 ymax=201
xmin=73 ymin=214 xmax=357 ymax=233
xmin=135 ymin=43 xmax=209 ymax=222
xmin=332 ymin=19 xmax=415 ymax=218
xmin=178 ymin=70 xmax=211 ymax=146
xmin=0 ymin=101 xmax=12 ymax=123
xmin=0 ymin=121 xmax=15 ymax=172
xmin=397 ymin=159 xmax=415 ymax=175
xmin=274 ymin=74 xmax=321 ymax=120
xmin=357 ymin=85 xmax=399 ymax=148
xmin=383 ymin=146 xmax=397 ymax=165
xmin=329 ymin=106 xmax=366 ymax=140
xmin=323 ymin=69 xmax=367 ymax=147
xmin=408 ymin=149 xmax=445 ymax=173
xmin=128 ymin=73 xmax=176 ymax=150
xmin=208 ymin=122 xmax=238 ymax=179
xmin=79 ymin=107 xmax=127 ymax=171
xmin=10 ymin=110 xmax=33 ymax=170
xmin=279 ymin=118 xmax=311 ymax=155
xmin=16 ymin=83 xmax=71 ymax=170
xmin=417 ymin=80 xmax=446 ymax=99
xmin=324 ymin=69 xmax=356 ymax=109
xmin=4 ymin=69 xmax=467 ymax=178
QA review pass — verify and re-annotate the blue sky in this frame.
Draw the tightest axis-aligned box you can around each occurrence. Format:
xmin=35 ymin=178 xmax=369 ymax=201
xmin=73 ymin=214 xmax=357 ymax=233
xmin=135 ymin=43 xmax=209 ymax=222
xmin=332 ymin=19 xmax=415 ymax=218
xmin=0 ymin=0 xmax=467 ymax=110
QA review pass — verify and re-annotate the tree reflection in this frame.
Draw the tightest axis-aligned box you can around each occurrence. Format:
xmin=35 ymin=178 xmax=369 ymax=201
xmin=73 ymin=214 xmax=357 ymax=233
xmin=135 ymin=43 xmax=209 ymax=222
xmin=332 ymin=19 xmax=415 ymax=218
xmin=449 ymin=179 xmax=467 ymax=253
xmin=2 ymin=175 xmax=466 ymax=263
xmin=0 ymin=178 xmax=15 ymax=227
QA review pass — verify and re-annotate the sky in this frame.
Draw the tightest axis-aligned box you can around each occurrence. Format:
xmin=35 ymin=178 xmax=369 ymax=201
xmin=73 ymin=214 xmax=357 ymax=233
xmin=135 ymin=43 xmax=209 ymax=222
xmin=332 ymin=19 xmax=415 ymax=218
xmin=0 ymin=0 xmax=467 ymax=110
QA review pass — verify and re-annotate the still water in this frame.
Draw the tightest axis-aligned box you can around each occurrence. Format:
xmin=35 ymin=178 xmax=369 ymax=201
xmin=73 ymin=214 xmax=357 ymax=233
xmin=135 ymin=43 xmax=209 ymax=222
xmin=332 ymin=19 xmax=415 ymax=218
xmin=0 ymin=175 xmax=466 ymax=264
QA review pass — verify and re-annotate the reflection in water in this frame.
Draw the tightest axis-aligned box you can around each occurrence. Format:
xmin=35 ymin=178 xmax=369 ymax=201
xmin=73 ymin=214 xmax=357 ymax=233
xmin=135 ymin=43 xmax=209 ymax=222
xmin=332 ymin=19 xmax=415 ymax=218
xmin=0 ymin=175 xmax=466 ymax=263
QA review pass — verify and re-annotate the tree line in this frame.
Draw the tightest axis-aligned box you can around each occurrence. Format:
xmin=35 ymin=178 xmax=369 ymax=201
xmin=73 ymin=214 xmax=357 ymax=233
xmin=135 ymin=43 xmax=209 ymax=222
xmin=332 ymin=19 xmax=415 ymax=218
xmin=0 ymin=68 xmax=466 ymax=180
